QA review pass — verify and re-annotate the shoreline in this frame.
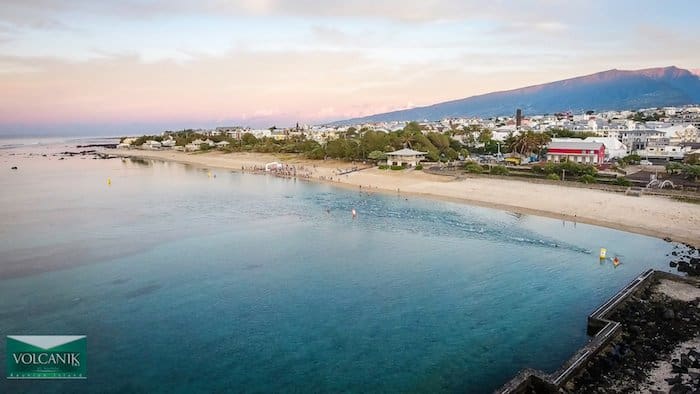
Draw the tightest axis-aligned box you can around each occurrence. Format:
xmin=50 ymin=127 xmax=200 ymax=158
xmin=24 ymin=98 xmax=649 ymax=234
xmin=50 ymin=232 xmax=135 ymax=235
xmin=111 ymin=149 xmax=700 ymax=247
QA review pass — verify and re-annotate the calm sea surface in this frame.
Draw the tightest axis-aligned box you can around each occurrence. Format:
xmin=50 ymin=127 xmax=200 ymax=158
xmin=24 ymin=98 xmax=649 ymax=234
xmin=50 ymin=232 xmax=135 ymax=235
xmin=0 ymin=138 xmax=676 ymax=393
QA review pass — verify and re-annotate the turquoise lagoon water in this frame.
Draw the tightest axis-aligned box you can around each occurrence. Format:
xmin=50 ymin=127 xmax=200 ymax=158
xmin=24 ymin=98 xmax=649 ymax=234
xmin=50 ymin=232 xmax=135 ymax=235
xmin=0 ymin=139 xmax=676 ymax=393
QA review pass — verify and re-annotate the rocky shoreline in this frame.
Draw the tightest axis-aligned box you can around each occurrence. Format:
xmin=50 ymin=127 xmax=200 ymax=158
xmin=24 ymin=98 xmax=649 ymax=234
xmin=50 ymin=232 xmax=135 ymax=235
xmin=669 ymin=242 xmax=700 ymax=277
xmin=499 ymin=242 xmax=700 ymax=394
xmin=565 ymin=273 xmax=700 ymax=393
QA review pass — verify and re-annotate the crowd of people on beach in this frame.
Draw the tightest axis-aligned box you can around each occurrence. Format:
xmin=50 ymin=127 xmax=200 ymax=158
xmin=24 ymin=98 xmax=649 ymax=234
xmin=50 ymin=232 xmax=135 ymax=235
xmin=240 ymin=164 xmax=315 ymax=179
xmin=236 ymin=163 xmax=404 ymax=203
xmin=238 ymin=162 xmax=374 ymax=184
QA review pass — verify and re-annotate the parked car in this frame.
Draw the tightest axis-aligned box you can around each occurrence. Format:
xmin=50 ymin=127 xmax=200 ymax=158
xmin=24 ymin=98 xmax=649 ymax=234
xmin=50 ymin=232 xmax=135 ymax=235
xmin=640 ymin=160 xmax=653 ymax=166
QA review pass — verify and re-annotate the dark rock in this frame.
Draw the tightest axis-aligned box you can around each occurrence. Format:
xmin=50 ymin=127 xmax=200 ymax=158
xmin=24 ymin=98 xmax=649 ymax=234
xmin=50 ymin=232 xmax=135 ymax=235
xmin=672 ymin=363 xmax=687 ymax=373
xmin=671 ymin=261 xmax=678 ymax=267
xmin=670 ymin=383 xmax=691 ymax=394
xmin=667 ymin=375 xmax=682 ymax=385
xmin=663 ymin=308 xmax=676 ymax=320
xmin=630 ymin=325 xmax=642 ymax=335
xmin=681 ymin=354 xmax=692 ymax=368
xmin=10 ymin=166 xmax=17 ymax=169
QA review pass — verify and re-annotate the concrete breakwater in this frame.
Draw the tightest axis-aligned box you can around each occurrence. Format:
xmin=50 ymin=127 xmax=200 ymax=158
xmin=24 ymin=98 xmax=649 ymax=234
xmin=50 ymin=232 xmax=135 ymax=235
xmin=497 ymin=269 xmax=699 ymax=393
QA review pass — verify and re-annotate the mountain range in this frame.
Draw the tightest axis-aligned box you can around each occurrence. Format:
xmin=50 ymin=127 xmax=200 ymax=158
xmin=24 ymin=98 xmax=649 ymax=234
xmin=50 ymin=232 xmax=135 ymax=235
xmin=332 ymin=66 xmax=700 ymax=124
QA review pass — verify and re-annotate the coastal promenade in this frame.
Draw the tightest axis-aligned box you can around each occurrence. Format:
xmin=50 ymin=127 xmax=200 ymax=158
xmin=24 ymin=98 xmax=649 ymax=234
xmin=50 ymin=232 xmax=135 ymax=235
xmin=111 ymin=149 xmax=700 ymax=247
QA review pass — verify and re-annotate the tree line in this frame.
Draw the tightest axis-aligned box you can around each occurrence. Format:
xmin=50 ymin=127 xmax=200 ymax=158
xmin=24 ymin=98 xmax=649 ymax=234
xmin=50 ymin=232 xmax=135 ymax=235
xmin=125 ymin=123 xmax=599 ymax=162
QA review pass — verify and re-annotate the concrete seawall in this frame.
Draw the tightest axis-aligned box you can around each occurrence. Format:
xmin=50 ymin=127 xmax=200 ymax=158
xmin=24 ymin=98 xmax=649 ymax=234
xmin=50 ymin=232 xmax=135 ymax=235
xmin=497 ymin=269 xmax=692 ymax=393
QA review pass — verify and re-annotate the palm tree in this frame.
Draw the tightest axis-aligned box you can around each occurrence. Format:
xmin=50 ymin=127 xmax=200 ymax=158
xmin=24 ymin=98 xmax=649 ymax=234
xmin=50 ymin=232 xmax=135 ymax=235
xmin=400 ymin=131 xmax=417 ymax=149
xmin=510 ymin=131 xmax=547 ymax=156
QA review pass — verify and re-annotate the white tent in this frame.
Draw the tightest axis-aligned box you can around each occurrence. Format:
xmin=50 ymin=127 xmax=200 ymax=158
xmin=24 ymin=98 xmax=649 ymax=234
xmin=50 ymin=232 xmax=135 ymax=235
xmin=265 ymin=162 xmax=283 ymax=171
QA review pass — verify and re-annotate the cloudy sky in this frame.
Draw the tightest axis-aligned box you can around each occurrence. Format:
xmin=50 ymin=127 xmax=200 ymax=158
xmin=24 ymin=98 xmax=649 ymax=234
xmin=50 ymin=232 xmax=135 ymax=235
xmin=1 ymin=0 xmax=699 ymax=135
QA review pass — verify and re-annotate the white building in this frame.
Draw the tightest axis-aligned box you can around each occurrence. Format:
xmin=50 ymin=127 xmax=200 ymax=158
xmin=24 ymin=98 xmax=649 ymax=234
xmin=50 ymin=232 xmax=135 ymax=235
xmin=386 ymin=148 xmax=427 ymax=167
xmin=143 ymin=140 xmax=162 ymax=150
xmin=583 ymin=137 xmax=629 ymax=159
xmin=184 ymin=138 xmax=215 ymax=152
xmin=619 ymin=129 xmax=665 ymax=151
xmin=637 ymin=145 xmax=688 ymax=160
xmin=660 ymin=124 xmax=699 ymax=144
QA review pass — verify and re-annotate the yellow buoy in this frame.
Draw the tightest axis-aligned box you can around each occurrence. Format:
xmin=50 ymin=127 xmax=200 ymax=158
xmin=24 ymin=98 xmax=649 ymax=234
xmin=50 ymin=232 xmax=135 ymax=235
xmin=107 ymin=177 xmax=111 ymax=186
xmin=599 ymin=248 xmax=607 ymax=259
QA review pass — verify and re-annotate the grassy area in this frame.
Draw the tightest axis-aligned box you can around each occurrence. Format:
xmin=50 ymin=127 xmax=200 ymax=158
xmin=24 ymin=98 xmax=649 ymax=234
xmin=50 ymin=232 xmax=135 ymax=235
xmin=671 ymin=196 xmax=700 ymax=205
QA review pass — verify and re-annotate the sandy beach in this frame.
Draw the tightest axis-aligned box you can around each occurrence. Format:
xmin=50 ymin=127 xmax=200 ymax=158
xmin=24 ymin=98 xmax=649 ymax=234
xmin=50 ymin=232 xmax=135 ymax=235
xmin=113 ymin=149 xmax=700 ymax=247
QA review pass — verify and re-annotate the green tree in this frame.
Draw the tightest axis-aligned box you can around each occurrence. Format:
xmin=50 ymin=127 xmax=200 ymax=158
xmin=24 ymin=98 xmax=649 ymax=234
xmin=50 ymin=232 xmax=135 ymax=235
xmin=306 ymin=146 xmax=326 ymax=160
xmin=399 ymin=131 xmax=418 ymax=149
xmin=464 ymin=162 xmax=484 ymax=173
xmin=681 ymin=164 xmax=700 ymax=182
xmin=427 ymin=132 xmax=450 ymax=151
xmin=241 ymin=133 xmax=258 ymax=145
xmin=325 ymin=139 xmax=347 ymax=158
xmin=613 ymin=177 xmax=631 ymax=186
xmin=620 ymin=154 xmax=641 ymax=165
xmin=360 ymin=131 xmax=390 ymax=157
xmin=579 ymin=174 xmax=596 ymax=184
xmin=490 ymin=165 xmax=509 ymax=175
xmin=665 ymin=162 xmax=683 ymax=175
xmin=510 ymin=131 xmax=551 ymax=156
xmin=478 ymin=129 xmax=493 ymax=144
xmin=404 ymin=121 xmax=422 ymax=134
xmin=544 ymin=128 xmax=595 ymax=139
xmin=368 ymin=150 xmax=387 ymax=161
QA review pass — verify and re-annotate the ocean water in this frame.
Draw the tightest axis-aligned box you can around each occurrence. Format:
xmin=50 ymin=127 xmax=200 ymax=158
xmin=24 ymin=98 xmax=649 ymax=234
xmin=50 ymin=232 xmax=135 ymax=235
xmin=0 ymin=139 xmax=676 ymax=393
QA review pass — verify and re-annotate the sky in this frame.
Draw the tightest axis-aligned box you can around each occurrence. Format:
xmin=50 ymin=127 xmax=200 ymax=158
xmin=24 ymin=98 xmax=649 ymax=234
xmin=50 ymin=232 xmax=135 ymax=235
xmin=0 ymin=0 xmax=699 ymax=136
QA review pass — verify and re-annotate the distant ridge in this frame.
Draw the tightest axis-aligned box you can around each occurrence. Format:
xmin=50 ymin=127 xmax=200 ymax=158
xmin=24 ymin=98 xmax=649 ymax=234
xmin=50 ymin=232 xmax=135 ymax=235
xmin=331 ymin=66 xmax=700 ymax=124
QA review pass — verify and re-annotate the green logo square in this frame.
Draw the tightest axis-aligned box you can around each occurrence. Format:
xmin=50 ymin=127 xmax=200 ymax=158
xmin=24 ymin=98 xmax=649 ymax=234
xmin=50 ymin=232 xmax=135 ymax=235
xmin=7 ymin=336 xmax=87 ymax=379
